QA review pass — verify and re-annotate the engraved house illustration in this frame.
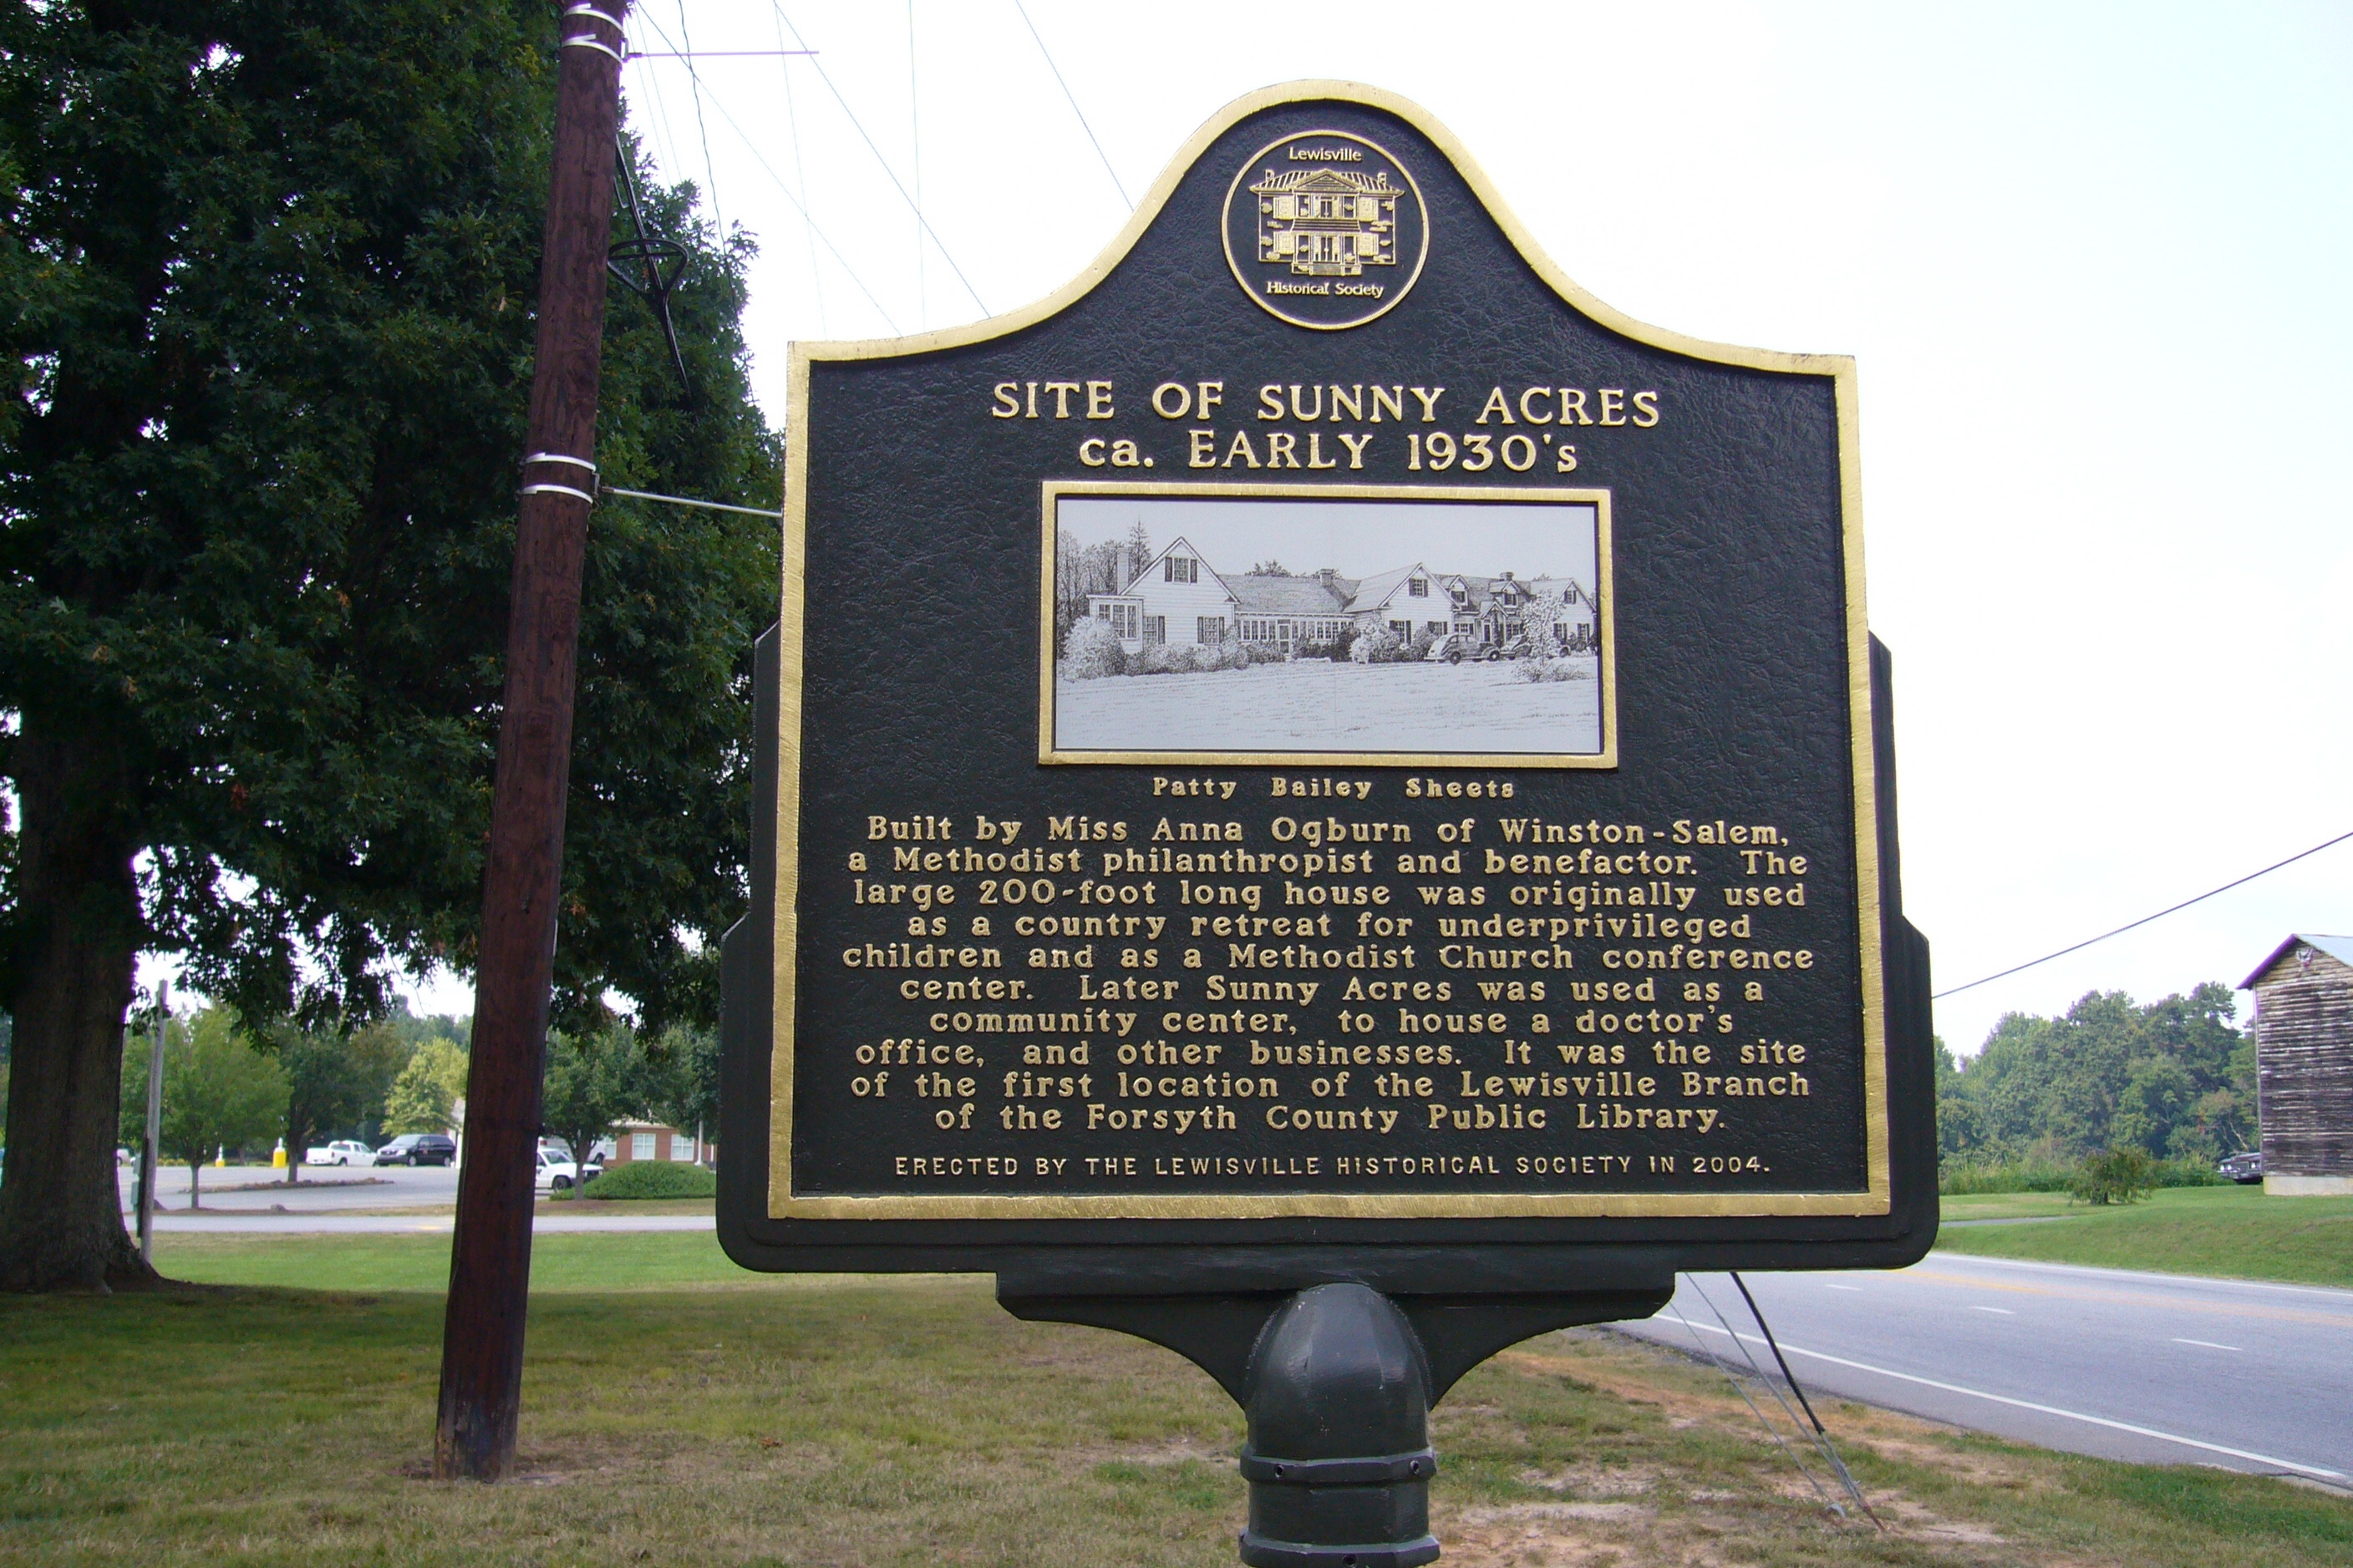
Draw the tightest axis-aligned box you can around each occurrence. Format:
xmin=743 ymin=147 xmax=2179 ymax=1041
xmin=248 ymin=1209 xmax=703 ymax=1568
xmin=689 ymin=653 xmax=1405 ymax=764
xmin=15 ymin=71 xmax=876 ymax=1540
xmin=1253 ymin=167 xmax=1400 ymax=276
xmin=1086 ymin=536 xmax=1598 ymax=654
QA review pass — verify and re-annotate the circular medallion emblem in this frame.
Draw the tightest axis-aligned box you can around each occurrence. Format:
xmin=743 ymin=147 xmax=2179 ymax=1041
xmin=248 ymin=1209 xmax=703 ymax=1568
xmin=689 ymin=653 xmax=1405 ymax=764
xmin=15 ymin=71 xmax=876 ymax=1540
xmin=1222 ymin=129 xmax=1428 ymax=331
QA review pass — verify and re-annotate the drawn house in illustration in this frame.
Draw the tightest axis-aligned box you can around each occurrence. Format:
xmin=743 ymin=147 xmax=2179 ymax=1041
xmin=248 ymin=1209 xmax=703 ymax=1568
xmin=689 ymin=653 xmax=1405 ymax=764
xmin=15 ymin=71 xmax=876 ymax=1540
xmin=1252 ymin=167 xmax=1400 ymax=276
xmin=1084 ymin=538 xmax=1598 ymax=654
xmin=2239 ymin=934 xmax=2353 ymax=1195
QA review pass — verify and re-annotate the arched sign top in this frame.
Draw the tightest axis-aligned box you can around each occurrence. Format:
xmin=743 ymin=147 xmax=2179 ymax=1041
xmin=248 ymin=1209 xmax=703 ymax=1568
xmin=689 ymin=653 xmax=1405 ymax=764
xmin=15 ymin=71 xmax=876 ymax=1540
xmin=800 ymin=80 xmax=1856 ymax=385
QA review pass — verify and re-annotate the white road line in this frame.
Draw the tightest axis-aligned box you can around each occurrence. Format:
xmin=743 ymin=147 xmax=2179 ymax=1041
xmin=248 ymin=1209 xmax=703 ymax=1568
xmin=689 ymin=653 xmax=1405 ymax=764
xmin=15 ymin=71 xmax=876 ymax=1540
xmin=2172 ymin=1338 xmax=2244 ymax=1352
xmin=1969 ymin=1306 xmax=2016 ymax=1315
xmin=1822 ymin=1284 xmax=1863 ymax=1291
xmin=1660 ymin=1317 xmax=2345 ymax=1481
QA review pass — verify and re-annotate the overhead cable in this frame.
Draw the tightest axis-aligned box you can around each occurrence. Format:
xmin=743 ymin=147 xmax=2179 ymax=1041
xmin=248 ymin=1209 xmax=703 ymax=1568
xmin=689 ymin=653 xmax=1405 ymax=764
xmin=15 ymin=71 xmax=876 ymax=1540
xmin=770 ymin=4 xmax=990 ymax=314
xmin=1013 ymin=0 xmax=1131 ymax=211
xmin=669 ymin=1 xmax=724 ymax=234
xmin=773 ymin=6 xmax=829 ymax=335
xmin=908 ymin=0 xmax=925 ymax=328
xmin=633 ymin=13 xmax=900 ymax=333
xmin=1932 ymin=827 xmax=2353 ymax=999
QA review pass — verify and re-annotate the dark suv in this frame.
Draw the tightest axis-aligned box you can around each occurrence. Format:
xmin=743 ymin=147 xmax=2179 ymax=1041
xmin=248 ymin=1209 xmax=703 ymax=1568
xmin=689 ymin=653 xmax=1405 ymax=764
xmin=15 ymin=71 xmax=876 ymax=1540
xmin=376 ymin=1133 xmax=457 ymax=1167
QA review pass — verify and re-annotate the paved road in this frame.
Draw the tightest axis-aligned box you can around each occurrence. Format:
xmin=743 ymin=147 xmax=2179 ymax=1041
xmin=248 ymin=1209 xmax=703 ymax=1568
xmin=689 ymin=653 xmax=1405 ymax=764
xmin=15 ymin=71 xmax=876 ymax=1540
xmin=1620 ymin=1254 xmax=2353 ymax=1484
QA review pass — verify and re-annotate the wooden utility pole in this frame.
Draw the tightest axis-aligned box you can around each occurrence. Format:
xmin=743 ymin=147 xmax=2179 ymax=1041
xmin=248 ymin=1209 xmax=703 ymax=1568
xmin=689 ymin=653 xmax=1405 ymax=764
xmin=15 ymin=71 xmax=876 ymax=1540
xmin=435 ymin=0 xmax=630 ymax=1481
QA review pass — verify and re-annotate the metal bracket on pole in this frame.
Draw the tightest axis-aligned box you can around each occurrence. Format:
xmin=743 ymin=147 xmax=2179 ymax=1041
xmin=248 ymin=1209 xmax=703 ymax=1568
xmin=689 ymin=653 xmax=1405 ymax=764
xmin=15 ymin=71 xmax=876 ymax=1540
xmin=608 ymin=132 xmax=694 ymax=402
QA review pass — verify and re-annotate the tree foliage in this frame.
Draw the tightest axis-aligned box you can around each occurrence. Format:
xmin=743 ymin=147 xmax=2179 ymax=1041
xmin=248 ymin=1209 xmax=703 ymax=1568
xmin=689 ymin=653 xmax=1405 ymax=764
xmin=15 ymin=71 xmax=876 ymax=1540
xmin=0 ymin=1 xmax=777 ymax=1288
xmin=157 ymin=1006 xmax=287 ymax=1205
xmin=1940 ymin=983 xmax=2255 ymax=1169
xmin=382 ymin=1037 xmax=465 ymax=1136
xmin=540 ymin=1022 xmax=642 ymax=1172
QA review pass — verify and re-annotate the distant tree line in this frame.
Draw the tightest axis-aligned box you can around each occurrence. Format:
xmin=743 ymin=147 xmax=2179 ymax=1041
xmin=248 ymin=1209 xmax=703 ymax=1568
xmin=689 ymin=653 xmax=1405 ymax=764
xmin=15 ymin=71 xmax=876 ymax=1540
xmin=114 ymin=1002 xmax=716 ymax=1204
xmin=1937 ymin=982 xmax=2257 ymax=1173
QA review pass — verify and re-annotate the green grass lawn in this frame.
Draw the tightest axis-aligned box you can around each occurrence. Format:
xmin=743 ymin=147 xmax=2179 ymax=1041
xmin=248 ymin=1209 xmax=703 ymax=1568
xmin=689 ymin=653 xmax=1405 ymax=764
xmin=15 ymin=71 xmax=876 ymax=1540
xmin=1936 ymin=1185 xmax=2353 ymax=1287
xmin=2 ymin=1234 xmax=2347 ymax=1565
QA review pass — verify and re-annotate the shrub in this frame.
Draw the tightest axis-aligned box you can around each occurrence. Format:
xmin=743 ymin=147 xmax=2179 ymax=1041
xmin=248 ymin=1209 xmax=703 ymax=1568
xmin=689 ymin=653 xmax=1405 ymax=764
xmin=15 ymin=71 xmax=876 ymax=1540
xmin=1405 ymin=629 xmax=1436 ymax=662
xmin=1939 ymin=1154 xmax=2077 ymax=1194
xmin=1329 ymin=626 xmax=1358 ymax=661
xmin=1060 ymin=617 xmax=1127 ymax=679
xmin=1243 ymin=642 xmax=1289 ymax=666
xmin=2069 ymin=1144 xmax=2159 ymax=1205
xmin=1351 ymin=627 xmax=1405 ymax=664
xmin=577 ymin=1160 xmax=717 ymax=1200
xmin=1518 ymin=655 xmax=1598 ymax=683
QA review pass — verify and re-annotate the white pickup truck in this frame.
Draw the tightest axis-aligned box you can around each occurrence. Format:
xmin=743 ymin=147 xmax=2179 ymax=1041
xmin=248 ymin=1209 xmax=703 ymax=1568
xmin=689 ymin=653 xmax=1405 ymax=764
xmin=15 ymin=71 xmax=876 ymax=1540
xmin=304 ymin=1140 xmax=376 ymax=1167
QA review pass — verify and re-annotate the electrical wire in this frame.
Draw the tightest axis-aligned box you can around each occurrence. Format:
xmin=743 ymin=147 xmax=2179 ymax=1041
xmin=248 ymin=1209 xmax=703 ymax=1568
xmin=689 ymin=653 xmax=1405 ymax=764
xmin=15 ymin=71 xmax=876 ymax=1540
xmin=630 ymin=10 xmax=899 ymax=333
xmin=1933 ymin=828 xmax=2353 ymax=999
xmin=770 ymin=3 xmax=989 ymax=314
xmin=772 ymin=6 xmax=828 ymax=335
xmin=1012 ymin=0 xmax=1130 ymax=211
xmin=908 ymin=1 xmax=924 ymax=330
xmin=636 ymin=6 xmax=723 ymax=236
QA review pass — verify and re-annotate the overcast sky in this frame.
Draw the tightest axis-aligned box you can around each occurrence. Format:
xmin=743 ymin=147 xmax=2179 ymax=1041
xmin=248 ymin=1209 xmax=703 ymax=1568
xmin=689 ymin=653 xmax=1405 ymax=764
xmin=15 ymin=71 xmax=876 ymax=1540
xmin=383 ymin=2 xmax=2350 ymax=1050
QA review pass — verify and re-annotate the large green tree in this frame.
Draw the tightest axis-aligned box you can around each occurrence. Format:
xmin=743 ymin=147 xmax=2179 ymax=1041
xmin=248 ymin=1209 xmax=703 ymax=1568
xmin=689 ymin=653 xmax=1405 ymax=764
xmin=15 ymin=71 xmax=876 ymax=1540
xmin=0 ymin=2 xmax=778 ymax=1290
xmin=1944 ymin=982 xmax=2254 ymax=1165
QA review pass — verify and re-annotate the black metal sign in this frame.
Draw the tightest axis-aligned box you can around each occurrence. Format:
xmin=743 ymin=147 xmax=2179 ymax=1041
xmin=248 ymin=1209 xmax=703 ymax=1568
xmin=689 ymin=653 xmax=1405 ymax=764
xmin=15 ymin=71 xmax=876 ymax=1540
xmin=719 ymin=83 xmax=1934 ymax=1294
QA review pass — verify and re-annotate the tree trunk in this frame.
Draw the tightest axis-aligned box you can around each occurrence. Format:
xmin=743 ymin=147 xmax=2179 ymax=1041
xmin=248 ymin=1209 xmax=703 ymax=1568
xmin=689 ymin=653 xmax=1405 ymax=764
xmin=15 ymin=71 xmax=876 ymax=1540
xmin=189 ymin=1161 xmax=202 ymax=1210
xmin=0 ymin=714 xmax=154 ymax=1291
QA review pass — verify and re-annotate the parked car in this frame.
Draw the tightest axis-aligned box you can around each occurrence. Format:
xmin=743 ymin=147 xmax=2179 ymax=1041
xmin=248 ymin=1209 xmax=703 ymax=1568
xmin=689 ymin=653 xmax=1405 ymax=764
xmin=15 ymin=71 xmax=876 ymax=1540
xmin=305 ymin=1139 xmax=376 ymax=1167
xmin=1426 ymin=632 xmax=1483 ymax=664
xmin=2218 ymin=1150 xmax=2263 ymax=1184
xmin=375 ymin=1133 xmax=457 ymax=1167
xmin=536 ymin=1146 xmax=602 ymax=1191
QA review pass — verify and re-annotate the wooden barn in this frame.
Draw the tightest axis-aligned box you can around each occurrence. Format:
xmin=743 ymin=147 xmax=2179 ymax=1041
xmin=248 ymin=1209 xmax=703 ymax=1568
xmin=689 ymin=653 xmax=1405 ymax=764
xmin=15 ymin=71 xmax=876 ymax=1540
xmin=2239 ymin=934 xmax=2353 ymax=1195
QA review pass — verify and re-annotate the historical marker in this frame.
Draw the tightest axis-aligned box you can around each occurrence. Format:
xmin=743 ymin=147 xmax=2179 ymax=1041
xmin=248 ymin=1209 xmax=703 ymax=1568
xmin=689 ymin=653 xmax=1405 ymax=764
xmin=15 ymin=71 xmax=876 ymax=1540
xmin=720 ymin=83 xmax=1935 ymax=1565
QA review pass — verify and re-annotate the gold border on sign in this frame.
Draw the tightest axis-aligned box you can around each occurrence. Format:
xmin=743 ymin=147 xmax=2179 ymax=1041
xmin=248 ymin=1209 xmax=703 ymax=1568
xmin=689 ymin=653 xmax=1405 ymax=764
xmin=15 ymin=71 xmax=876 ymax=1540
xmin=769 ymin=81 xmax=1888 ymax=1223
xmin=1035 ymin=480 xmax=1615 ymax=768
xmin=1220 ymin=129 xmax=1431 ymax=331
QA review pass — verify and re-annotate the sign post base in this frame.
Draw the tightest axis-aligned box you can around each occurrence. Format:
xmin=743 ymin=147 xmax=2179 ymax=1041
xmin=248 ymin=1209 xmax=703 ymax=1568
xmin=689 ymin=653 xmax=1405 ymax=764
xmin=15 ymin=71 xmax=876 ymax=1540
xmin=1001 ymin=1278 xmax=1673 ymax=1565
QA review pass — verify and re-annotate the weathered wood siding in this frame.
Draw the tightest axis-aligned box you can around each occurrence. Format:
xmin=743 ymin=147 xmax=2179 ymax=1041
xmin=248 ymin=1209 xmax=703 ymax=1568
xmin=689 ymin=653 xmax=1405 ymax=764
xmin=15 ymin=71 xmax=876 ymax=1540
xmin=2254 ymin=948 xmax=2353 ymax=1178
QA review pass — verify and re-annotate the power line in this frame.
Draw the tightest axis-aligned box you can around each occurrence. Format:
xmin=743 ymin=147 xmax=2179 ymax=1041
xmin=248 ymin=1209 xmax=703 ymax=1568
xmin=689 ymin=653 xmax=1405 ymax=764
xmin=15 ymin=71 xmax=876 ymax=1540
xmin=1013 ymin=0 xmax=1130 ymax=211
xmin=770 ymin=4 xmax=989 ymax=314
xmin=908 ymin=0 xmax=925 ymax=329
xmin=624 ymin=6 xmax=895 ymax=332
xmin=670 ymin=1 xmax=724 ymax=234
xmin=772 ymin=10 xmax=828 ymax=335
xmin=1932 ymin=828 xmax=2353 ymax=999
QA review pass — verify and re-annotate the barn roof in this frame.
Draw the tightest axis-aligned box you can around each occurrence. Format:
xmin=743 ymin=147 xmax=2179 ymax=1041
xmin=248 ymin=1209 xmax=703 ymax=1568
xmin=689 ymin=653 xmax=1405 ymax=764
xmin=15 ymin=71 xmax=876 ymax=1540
xmin=2240 ymin=933 xmax=2353 ymax=990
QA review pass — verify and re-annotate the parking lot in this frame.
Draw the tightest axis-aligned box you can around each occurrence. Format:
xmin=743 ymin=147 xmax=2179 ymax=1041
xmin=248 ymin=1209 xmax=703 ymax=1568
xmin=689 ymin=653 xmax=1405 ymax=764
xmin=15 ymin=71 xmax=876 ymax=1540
xmin=119 ymin=1160 xmax=461 ymax=1214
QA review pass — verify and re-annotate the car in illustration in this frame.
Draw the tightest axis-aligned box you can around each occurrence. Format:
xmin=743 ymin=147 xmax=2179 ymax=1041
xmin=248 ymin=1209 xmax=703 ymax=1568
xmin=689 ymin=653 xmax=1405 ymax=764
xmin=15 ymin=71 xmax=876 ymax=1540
xmin=2218 ymin=1150 xmax=2264 ymax=1184
xmin=305 ymin=1139 xmax=377 ymax=1167
xmin=375 ymin=1133 xmax=457 ymax=1166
